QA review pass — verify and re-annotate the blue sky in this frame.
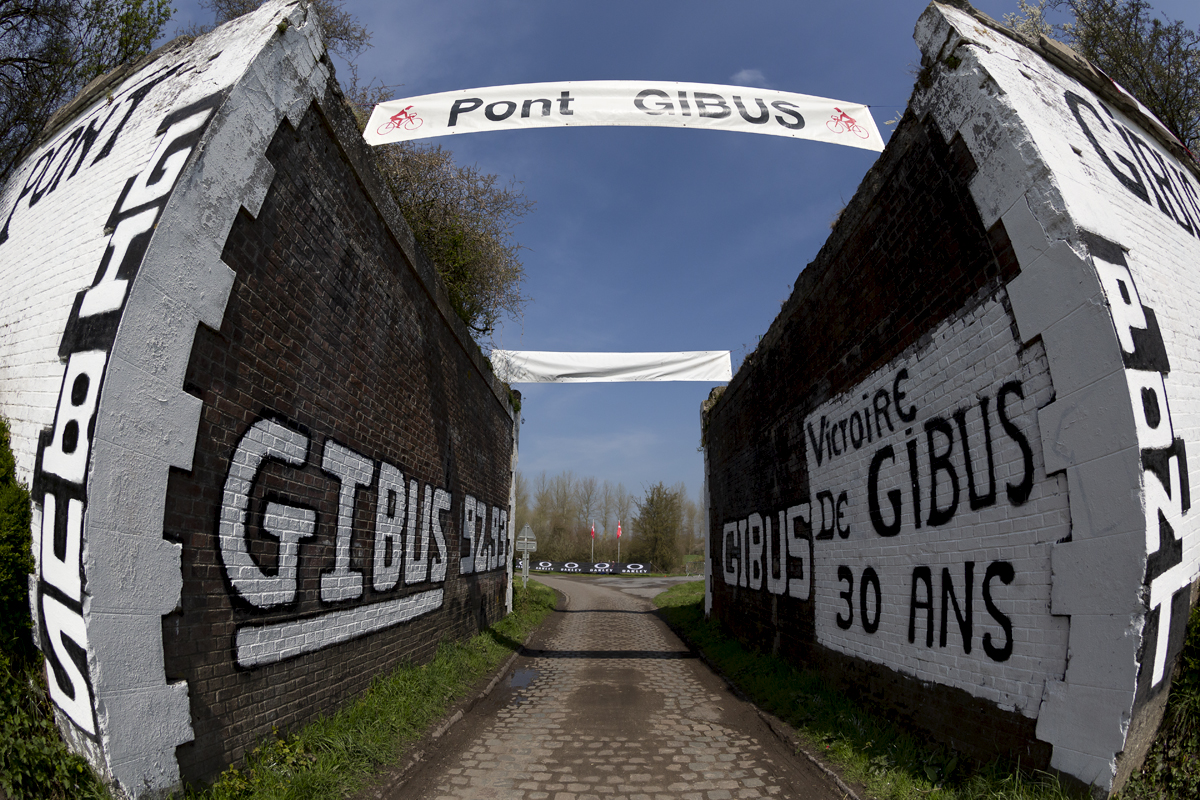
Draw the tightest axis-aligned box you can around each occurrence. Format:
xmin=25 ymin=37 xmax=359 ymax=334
xmin=165 ymin=1 xmax=1198 ymax=509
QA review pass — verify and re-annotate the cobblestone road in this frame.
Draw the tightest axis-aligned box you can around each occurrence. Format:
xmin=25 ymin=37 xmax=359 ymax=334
xmin=395 ymin=576 xmax=845 ymax=800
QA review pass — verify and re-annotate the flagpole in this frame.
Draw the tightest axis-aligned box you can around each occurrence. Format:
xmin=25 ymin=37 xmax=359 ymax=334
xmin=591 ymin=519 xmax=594 ymax=563
xmin=617 ymin=520 xmax=621 ymax=565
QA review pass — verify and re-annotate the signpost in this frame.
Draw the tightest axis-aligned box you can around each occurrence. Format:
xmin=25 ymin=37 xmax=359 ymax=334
xmin=516 ymin=525 xmax=537 ymax=588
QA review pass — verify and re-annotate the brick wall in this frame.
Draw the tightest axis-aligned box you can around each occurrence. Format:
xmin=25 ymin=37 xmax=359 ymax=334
xmin=704 ymin=3 xmax=1200 ymax=795
xmin=0 ymin=2 xmax=515 ymax=795
xmin=706 ymin=112 xmax=1053 ymax=764
xmin=157 ymin=98 xmax=513 ymax=782
xmin=163 ymin=99 xmax=513 ymax=782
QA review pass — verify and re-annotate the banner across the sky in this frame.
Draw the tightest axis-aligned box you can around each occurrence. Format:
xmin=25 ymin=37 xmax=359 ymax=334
xmin=490 ymin=350 xmax=733 ymax=383
xmin=364 ymin=80 xmax=884 ymax=152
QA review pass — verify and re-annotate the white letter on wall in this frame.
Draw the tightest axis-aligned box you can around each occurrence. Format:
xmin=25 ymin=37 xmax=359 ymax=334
xmin=722 ymin=522 xmax=739 ymax=585
xmin=41 ymin=593 xmax=95 ymax=735
xmin=406 ymin=484 xmax=432 ymax=584
xmin=40 ymin=351 xmax=107 ymax=485
xmin=320 ymin=440 xmax=373 ymax=602
xmin=429 ymin=488 xmax=451 ymax=583
xmin=461 ymin=495 xmax=477 ymax=575
xmin=373 ymin=461 xmax=406 ymax=591
xmin=218 ymin=419 xmax=309 ymax=608
xmin=40 ymin=495 xmax=83 ymax=601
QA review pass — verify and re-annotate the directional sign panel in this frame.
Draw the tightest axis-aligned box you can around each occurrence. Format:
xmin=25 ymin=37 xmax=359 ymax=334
xmin=516 ymin=524 xmax=537 ymax=552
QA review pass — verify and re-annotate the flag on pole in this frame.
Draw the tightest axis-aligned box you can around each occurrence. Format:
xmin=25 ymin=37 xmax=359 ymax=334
xmin=617 ymin=522 xmax=622 ymax=538
xmin=591 ymin=522 xmax=595 ymax=539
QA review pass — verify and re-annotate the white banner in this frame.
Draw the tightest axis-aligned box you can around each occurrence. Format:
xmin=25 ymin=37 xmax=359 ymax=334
xmin=491 ymin=350 xmax=733 ymax=383
xmin=364 ymin=81 xmax=884 ymax=152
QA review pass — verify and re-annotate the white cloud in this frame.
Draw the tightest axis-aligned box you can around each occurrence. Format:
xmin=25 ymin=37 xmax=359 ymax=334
xmin=729 ymin=68 xmax=768 ymax=87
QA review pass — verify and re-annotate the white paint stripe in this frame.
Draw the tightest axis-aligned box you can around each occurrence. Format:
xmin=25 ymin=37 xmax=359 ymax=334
xmin=234 ymin=588 xmax=444 ymax=668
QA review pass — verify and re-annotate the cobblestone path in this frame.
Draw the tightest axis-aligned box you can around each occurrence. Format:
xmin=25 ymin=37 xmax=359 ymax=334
xmin=399 ymin=576 xmax=844 ymax=800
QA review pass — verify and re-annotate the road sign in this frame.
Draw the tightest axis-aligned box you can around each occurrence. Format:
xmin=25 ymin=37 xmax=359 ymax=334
xmin=517 ymin=525 xmax=536 ymax=589
xmin=516 ymin=524 xmax=537 ymax=552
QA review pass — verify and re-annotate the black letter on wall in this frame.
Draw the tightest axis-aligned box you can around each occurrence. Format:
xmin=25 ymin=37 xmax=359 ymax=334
xmin=925 ymin=417 xmax=960 ymax=526
xmin=909 ymin=566 xmax=934 ymax=647
xmin=983 ymin=561 xmax=1015 ymax=662
xmin=997 ymin=382 xmax=1034 ymax=505
xmin=940 ymin=562 xmax=974 ymax=653
xmin=868 ymin=446 xmax=901 ymax=537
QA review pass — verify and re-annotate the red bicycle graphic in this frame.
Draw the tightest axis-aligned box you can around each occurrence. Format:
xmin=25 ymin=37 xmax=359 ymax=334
xmin=377 ymin=105 xmax=423 ymax=136
xmin=826 ymin=107 xmax=870 ymax=139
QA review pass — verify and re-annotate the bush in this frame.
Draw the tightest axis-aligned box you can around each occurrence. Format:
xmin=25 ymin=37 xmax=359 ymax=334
xmin=1119 ymin=604 xmax=1200 ymax=798
xmin=0 ymin=416 xmax=110 ymax=799
xmin=343 ymin=81 xmax=532 ymax=340
xmin=0 ymin=651 xmax=110 ymax=799
xmin=0 ymin=417 xmax=34 ymax=660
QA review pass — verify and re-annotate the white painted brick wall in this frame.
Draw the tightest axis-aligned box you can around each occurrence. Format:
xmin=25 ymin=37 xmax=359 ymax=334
xmin=910 ymin=3 xmax=1200 ymax=791
xmin=804 ymin=294 xmax=1068 ymax=716
xmin=0 ymin=72 xmax=166 ymax=484
xmin=0 ymin=2 xmax=329 ymax=796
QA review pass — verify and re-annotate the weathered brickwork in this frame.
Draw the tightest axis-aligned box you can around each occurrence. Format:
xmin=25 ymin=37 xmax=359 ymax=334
xmin=162 ymin=101 xmax=513 ymax=782
xmin=705 ymin=113 xmax=1045 ymax=764
xmin=0 ymin=2 xmax=515 ymax=796
xmin=704 ymin=3 xmax=1200 ymax=795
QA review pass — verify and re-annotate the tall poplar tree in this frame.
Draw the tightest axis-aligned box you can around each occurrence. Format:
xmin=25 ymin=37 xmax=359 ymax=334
xmin=632 ymin=482 xmax=682 ymax=573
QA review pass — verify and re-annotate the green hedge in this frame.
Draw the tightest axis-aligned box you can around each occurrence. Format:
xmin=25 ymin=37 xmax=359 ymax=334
xmin=0 ymin=416 xmax=110 ymax=799
xmin=0 ymin=417 xmax=34 ymax=659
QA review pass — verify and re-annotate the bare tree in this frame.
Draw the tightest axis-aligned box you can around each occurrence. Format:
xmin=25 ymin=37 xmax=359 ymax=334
xmin=601 ymin=481 xmax=616 ymax=537
xmin=521 ymin=472 xmax=671 ymax=562
xmin=677 ymin=485 xmax=702 ymax=556
xmin=615 ymin=485 xmax=634 ymax=544
xmin=1 ymin=0 xmax=172 ymax=185
xmin=1005 ymin=0 xmax=1200 ymax=154
xmin=1065 ymin=0 xmax=1199 ymax=153
xmin=1004 ymin=0 xmax=1058 ymax=39
xmin=575 ymin=476 xmax=599 ymax=531
xmin=526 ymin=471 xmax=581 ymax=561
xmin=186 ymin=0 xmax=533 ymax=339
xmin=513 ymin=470 xmax=530 ymax=533
xmin=186 ymin=0 xmax=369 ymax=60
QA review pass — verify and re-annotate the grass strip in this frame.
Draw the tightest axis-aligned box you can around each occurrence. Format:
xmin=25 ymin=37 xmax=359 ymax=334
xmin=190 ymin=580 xmax=557 ymax=800
xmin=1118 ymin=605 xmax=1200 ymax=799
xmin=652 ymin=582 xmax=1083 ymax=800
